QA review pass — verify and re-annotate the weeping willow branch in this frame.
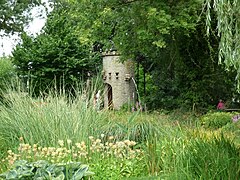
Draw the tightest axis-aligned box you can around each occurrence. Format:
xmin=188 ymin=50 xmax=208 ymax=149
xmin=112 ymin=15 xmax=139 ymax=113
xmin=205 ymin=0 xmax=240 ymax=87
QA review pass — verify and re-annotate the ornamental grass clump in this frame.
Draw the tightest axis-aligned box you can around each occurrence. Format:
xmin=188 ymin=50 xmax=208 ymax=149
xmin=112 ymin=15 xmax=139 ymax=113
xmin=0 ymin=86 xmax=108 ymax=149
xmin=181 ymin=135 xmax=240 ymax=180
xmin=100 ymin=111 xmax=162 ymax=143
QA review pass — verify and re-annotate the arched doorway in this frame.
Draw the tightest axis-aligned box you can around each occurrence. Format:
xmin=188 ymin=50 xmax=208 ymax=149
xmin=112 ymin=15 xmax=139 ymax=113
xmin=106 ymin=83 xmax=113 ymax=109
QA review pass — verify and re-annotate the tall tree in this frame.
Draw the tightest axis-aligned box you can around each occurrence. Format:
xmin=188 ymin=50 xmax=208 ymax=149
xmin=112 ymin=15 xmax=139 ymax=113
xmin=12 ymin=0 xmax=237 ymax=109
xmin=65 ymin=0 xmax=202 ymax=58
xmin=205 ymin=0 xmax=240 ymax=86
xmin=0 ymin=0 xmax=43 ymax=34
xmin=13 ymin=7 xmax=101 ymax=95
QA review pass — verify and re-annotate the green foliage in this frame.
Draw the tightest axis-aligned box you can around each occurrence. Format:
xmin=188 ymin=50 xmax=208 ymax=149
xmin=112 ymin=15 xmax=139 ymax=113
xmin=0 ymin=0 xmax=42 ymax=34
xmin=0 ymin=83 xmax=107 ymax=148
xmin=222 ymin=119 xmax=240 ymax=132
xmin=0 ymin=57 xmax=16 ymax=104
xmin=100 ymin=111 xmax=162 ymax=143
xmin=12 ymin=6 xmax=102 ymax=95
xmin=10 ymin=0 xmax=238 ymax=111
xmin=205 ymin=0 xmax=240 ymax=87
xmin=0 ymin=160 xmax=93 ymax=180
xmin=61 ymin=0 xmax=203 ymax=64
xmin=116 ymin=0 xmax=236 ymax=110
xmin=199 ymin=112 xmax=233 ymax=129
xmin=0 ymin=136 xmax=8 ymax=173
xmin=2 ymin=135 xmax=144 ymax=179
xmin=182 ymin=135 xmax=240 ymax=179
xmin=0 ymin=87 xmax=240 ymax=179
xmin=141 ymin=15 xmax=237 ymax=110
xmin=92 ymin=158 xmax=146 ymax=180
xmin=222 ymin=120 xmax=240 ymax=145
xmin=0 ymin=57 xmax=15 ymax=91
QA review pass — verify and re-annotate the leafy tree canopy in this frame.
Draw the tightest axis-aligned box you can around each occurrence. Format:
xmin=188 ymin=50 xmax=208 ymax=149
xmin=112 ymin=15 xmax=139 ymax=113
xmin=61 ymin=0 xmax=203 ymax=59
xmin=205 ymin=0 xmax=240 ymax=87
xmin=0 ymin=0 xmax=44 ymax=35
xmin=13 ymin=6 xmax=101 ymax=95
xmin=12 ymin=0 xmax=238 ymax=110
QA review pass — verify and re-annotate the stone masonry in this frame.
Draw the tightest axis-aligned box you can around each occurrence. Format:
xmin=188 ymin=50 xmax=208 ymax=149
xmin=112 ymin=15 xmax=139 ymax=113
xmin=102 ymin=52 xmax=135 ymax=110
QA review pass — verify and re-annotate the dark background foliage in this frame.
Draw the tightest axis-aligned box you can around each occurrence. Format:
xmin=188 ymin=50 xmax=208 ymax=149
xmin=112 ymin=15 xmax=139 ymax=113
xmin=4 ymin=0 xmax=239 ymax=111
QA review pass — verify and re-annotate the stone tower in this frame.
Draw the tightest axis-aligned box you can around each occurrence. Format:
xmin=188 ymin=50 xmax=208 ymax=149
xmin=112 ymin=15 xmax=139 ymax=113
xmin=102 ymin=52 xmax=135 ymax=110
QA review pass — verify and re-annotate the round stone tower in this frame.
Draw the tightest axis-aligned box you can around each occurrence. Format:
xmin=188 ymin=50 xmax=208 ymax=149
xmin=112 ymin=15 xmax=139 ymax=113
xmin=102 ymin=51 xmax=135 ymax=110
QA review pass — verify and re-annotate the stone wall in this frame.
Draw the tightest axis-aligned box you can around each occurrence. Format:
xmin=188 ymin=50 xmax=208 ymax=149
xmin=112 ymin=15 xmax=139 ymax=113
xmin=102 ymin=52 xmax=135 ymax=110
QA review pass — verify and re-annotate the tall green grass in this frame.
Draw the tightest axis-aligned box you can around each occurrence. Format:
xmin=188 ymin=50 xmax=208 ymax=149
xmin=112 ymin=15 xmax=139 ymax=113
xmin=182 ymin=134 xmax=240 ymax=179
xmin=143 ymin=131 xmax=240 ymax=179
xmin=0 ymin=80 xmax=240 ymax=179
xmin=0 ymin=81 xmax=108 ymax=148
xmin=100 ymin=111 xmax=163 ymax=142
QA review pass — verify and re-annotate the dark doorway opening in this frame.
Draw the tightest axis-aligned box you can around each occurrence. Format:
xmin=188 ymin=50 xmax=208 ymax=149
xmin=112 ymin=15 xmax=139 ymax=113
xmin=107 ymin=84 xmax=113 ymax=109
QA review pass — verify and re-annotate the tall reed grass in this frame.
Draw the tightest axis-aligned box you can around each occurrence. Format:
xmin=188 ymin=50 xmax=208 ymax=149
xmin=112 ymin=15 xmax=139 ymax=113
xmin=182 ymin=134 xmax=240 ymax=179
xmin=0 ymin=79 xmax=108 ymax=149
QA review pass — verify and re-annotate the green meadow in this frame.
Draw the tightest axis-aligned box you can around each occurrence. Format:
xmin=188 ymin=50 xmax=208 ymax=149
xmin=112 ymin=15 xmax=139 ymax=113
xmin=0 ymin=87 xmax=239 ymax=180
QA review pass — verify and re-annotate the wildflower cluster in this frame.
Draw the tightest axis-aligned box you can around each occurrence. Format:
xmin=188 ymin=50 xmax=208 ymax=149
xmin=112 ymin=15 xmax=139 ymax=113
xmin=2 ymin=135 xmax=142 ymax=168
xmin=88 ymin=135 xmax=141 ymax=159
xmin=232 ymin=114 xmax=240 ymax=123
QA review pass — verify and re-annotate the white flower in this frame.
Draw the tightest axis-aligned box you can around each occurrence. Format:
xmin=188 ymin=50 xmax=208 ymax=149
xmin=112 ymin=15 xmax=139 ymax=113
xmin=89 ymin=136 xmax=94 ymax=141
xmin=95 ymin=139 xmax=101 ymax=143
xmin=67 ymin=139 xmax=72 ymax=145
xmin=108 ymin=136 xmax=114 ymax=140
xmin=75 ymin=143 xmax=81 ymax=148
xmin=58 ymin=140 xmax=64 ymax=147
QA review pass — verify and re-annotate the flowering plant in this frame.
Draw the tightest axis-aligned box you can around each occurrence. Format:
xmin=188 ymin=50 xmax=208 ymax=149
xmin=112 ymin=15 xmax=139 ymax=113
xmin=232 ymin=114 xmax=240 ymax=123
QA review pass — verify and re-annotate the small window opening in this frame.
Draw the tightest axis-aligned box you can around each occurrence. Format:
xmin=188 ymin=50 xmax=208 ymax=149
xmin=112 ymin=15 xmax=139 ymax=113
xmin=116 ymin=72 xmax=119 ymax=79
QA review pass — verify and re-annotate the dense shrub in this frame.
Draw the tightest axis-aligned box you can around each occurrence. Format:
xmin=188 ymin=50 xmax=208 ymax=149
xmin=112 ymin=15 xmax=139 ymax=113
xmin=0 ymin=57 xmax=15 ymax=92
xmin=199 ymin=112 xmax=234 ymax=129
